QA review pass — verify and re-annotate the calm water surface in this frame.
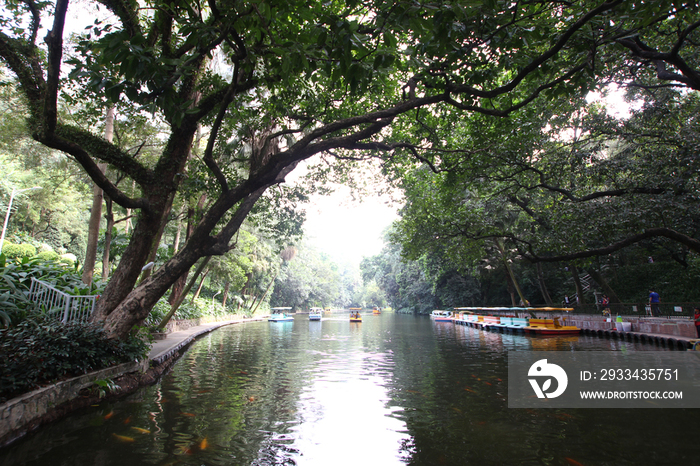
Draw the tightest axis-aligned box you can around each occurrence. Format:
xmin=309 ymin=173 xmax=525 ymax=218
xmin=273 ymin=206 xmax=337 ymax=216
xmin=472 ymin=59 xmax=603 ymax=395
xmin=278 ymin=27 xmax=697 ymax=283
xmin=0 ymin=313 xmax=695 ymax=465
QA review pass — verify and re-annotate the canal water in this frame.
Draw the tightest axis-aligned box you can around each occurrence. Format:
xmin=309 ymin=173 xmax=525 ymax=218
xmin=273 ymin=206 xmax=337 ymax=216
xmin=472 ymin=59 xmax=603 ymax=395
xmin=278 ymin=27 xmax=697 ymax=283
xmin=0 ymin=313 xmax=695 ymax=465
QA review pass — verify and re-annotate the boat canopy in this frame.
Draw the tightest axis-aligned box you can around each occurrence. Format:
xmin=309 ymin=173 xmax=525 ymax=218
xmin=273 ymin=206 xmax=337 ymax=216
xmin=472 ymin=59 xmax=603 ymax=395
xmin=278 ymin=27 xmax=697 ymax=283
xmin=271 ymin=307 xmax=292 ymax=311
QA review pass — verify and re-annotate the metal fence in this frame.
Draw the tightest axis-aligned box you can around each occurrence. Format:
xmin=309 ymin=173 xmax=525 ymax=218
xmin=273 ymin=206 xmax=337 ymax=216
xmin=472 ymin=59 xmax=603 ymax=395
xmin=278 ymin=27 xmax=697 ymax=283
xmin=566 ymin=302 xmax=696 ymax=318
xmin=29 ymin=277 xmax=98 ymax=323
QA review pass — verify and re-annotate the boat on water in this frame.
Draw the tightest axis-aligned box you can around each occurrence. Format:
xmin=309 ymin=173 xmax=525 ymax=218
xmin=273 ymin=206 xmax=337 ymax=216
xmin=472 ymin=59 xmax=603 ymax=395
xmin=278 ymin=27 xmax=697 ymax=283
xmin=269 ymin=307 xmax=294 ymax=322
xmin=430 ymin=310 xmax=453 ymax=322
xmin=373 ymin=306 xmax=381 ymax=315
xmin=523 ymin=317 xmax=581 ymax=335
xmin=504 ymin=317 xmax=530 ymax=332
xmin=309 ymin=307 xmax=323 ymax=321
xmin=349 ymin=308 xmax=363 ymax=322
xmin=453 ymin=307 xmax=578 ymax=334
xmin=481 ymin=315 xmax=502 ymax=330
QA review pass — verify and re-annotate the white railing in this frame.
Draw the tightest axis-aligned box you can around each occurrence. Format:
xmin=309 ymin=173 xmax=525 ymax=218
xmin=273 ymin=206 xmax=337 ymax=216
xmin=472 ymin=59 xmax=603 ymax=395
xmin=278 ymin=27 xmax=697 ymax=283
xmin=29 ymin=277 xmax=98 ymax=323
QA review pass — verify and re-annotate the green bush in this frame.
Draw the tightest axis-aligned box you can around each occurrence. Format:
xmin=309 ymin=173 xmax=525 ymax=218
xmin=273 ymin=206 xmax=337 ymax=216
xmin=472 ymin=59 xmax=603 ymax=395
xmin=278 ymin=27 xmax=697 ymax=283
xmin=0 ymin=318 xmax=150 ymax=403
xmin=2 ymin=242 xmax=37 ymax=260
xmin=35 ymin=250 xmax=60 ymax=261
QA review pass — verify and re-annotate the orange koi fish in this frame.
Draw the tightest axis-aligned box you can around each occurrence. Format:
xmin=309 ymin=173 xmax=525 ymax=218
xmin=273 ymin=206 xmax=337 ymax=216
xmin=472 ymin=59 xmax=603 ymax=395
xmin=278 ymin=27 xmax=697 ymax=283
xmin=131 ymin=427 xmax=151 ymax=434
xmin=112 ymin=433 xmax=135 ymax=443
xmin=200 ymin=438 xmax=208 ymax=450
xmin=104 ymin=411 xmax=114 ymax=420
xmin=181 ymin=412 xmax=196 ymax=417
xmin=564 ymin=458 xmax=585 ymax=466
xmin=123 ymin=416 xmax=132 ymax=424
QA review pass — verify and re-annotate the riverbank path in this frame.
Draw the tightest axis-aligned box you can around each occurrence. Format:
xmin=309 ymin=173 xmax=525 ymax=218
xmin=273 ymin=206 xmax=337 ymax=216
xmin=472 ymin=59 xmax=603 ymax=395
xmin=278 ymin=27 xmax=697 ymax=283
xmin=148 ymin=317 xmax=266 ymax=365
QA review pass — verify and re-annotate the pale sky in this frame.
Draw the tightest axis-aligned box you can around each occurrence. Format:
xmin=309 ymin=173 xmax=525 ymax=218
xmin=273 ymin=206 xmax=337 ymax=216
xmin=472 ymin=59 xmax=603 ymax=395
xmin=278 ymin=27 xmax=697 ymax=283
xmin=301 ymin=185 xmax=398 ymax=266
xmin=286 ymin=158 xmax=399 ymax=266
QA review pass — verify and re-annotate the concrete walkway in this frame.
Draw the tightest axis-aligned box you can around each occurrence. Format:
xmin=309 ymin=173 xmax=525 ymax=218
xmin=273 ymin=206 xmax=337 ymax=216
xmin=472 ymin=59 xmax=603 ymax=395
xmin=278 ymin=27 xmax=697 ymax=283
xmin=149 ymin=316 xmax=265 ymax=365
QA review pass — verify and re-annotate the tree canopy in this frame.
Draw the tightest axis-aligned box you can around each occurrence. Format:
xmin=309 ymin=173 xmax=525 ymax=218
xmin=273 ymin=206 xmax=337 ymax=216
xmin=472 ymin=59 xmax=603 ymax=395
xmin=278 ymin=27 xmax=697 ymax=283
xmin=1 ymin=0 xmax=698 ymax=337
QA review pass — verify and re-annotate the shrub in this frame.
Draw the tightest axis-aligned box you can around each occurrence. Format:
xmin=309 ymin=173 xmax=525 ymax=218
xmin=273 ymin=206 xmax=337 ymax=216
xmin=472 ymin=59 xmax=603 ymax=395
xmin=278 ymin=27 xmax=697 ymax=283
xmin=0 ymin=318 xmax=150 ymax=403
xmin=2 ymin=242 xmax=37 ymax=260
xmin=35 ymin=250 xmax=59 ymax=261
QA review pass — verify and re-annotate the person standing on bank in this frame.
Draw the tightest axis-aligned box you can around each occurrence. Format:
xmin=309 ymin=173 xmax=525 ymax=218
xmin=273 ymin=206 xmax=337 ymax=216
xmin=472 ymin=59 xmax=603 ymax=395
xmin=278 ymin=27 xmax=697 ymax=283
xmin=694 ymin=308 xmax=700 ymax=338
xmin=648 ymin=290 xmax=661 ymax=317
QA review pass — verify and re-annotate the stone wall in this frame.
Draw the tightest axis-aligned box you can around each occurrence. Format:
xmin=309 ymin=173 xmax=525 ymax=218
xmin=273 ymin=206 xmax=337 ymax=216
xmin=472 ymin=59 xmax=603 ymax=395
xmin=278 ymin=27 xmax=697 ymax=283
xmin=0 ymin=360 xmax=148 ymax=447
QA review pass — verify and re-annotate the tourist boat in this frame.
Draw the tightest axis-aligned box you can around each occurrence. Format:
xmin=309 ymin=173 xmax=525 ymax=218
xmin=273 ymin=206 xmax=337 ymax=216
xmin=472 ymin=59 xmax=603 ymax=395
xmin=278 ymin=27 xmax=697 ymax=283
xmin=481 ymin=315 xmax=502 ymax=330
xmin=489 ymin=316 xmax=513 ymax=331
xmin=430 ymin=310 xmax=453 ymax=322
xmin=373 ymin=307 xmax=381 ymax=315
xmin=349 ymin=308 xmax=362 ymax=322
xmin=522 ymin=317 xmax=580 ymax=335
xmin=269 ymin=307 xmax=294 ymax=322
xmin=504 ymin=317 xmax=529 ymax=332
xmin=309 ymin=307 xmax=323 ymax=321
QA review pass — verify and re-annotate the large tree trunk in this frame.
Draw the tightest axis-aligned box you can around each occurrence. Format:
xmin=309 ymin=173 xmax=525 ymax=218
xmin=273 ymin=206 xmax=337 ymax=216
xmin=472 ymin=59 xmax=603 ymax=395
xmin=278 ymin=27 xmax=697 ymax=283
xmin=91 ymin=128 xmax=198 ymax=323
xmin=100 ymin=187 xmax=266 ymax=339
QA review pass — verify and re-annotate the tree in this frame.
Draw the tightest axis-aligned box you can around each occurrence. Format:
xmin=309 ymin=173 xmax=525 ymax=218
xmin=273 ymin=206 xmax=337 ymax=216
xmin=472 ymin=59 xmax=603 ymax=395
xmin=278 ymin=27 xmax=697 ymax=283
xmin=2 ymin=0 xmax=697 ymax=338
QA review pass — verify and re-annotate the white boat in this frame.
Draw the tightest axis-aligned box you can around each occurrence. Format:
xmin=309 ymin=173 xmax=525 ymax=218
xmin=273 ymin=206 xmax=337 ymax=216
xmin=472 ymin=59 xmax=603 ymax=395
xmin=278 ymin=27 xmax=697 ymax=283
xmin=269 ymin=307 xmax=294 ymax=322
xmin=309 ymin=307 xmax=323 ymax=321
xmin=430 ymin=309 xmax=452 ymax=322
xmin=430 ymin=310 xmax=453 ymax=322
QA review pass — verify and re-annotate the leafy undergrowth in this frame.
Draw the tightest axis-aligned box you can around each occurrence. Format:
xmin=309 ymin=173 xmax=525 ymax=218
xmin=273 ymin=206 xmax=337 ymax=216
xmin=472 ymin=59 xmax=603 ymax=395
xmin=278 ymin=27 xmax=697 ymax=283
xmin=0 ymin=318 xmax=150 ymax=403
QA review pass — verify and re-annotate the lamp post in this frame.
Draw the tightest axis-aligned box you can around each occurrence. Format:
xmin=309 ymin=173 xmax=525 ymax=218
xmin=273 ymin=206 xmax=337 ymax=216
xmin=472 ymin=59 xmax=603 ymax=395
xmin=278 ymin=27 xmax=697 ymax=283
xmin=0 ymin=186 xmax=42 ymax=254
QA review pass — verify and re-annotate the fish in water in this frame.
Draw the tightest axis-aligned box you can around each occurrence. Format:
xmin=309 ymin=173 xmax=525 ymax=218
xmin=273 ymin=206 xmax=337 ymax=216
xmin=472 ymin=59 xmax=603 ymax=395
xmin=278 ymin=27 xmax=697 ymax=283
xmin=564 ymin=458 xmax=585 ymax=466
xmin=179 ymin=438 xmax=209 ymax=455
xmin=123 ymin=416 xmax=132 ymax=424
xmin=181 ymin=412 xmax=196 ymax=417
xmin=112 ymin=433 xmax=135 ymax=443
xmin=131 ymin=427 xmax=151 ymax=434
xmin=104 ymin=411 xmax=114 ymax=420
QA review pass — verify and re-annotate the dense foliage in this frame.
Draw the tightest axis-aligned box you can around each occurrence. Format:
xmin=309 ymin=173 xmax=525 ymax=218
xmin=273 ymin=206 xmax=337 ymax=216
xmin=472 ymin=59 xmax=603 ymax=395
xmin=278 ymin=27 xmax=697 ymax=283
xmin=0 ymin=318 xmax=150 ymax=403
xmin=1 ymin=0 xmax=699 ymax=336
xmin=0 ymin=254 xmax=99 ymax=326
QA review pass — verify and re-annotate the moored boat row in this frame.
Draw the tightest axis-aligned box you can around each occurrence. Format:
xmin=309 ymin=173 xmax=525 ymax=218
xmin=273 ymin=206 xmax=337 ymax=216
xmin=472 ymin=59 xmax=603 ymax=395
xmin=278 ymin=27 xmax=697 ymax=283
xmin=437 ymin=307 xmax=580 ymax=335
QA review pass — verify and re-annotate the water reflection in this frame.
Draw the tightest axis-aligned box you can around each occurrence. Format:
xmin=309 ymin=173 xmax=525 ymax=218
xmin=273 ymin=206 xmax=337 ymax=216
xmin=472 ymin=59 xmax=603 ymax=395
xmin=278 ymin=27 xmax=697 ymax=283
xmin=0 ymin=313 xmax=694 ymax=466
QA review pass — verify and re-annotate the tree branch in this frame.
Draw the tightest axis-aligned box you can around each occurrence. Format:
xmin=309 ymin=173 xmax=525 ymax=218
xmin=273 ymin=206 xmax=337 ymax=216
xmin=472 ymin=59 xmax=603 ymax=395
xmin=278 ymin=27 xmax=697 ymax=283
xmin=523 ymin=227 xmax=700 ymax=263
